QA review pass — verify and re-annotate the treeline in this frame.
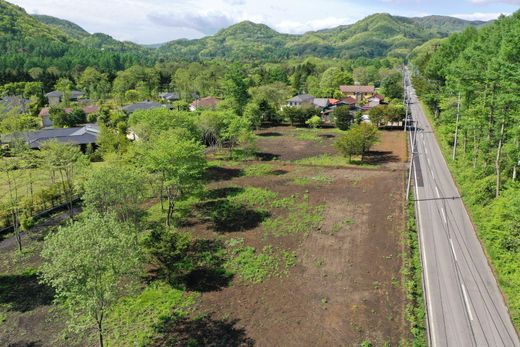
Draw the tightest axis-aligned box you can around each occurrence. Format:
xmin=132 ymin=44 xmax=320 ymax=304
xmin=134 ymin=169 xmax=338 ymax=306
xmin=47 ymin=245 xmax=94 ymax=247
xmin=412 ymin=11 xmax=520 ymax=328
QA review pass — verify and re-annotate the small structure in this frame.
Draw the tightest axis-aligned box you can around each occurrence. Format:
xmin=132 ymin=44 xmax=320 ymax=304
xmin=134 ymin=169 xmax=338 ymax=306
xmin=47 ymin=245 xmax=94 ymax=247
xmin=189 ymin=97 xmax=221 ymax=112
xmin=159 ymin=92 xmax=180 ymax=102
xmin=3 ymin=124 xmax=100 ymax=150
xmin=39 ymin=105 xmax=100 ymax=128
xmin=339 ymin=85 xmax=375 ymax=102
xmin=287 ymin=94 xmax=315 ymax=107
xmin=45 ymin=90 xmax=85 ymax=106
xmin=1 ymin=96 xmax=31 ymax=114
xmin=122 ymin=101 xmax=165 ymax=114
xmin=312 ymin=98 xmax=330 ymax=109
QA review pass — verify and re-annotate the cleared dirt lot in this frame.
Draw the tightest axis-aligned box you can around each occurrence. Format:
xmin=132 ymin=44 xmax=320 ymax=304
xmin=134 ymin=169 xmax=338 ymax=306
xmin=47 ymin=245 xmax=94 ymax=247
xmin=165 ymin=127 xmax=410 ymax=346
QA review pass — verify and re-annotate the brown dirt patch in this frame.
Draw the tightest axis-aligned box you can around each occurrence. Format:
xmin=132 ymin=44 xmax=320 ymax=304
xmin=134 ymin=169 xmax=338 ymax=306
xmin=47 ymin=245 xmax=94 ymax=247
xmin=170 ymin=126 xmax=410 ymax=346
xmin=180 ymin=164 xmax=407 ymax=346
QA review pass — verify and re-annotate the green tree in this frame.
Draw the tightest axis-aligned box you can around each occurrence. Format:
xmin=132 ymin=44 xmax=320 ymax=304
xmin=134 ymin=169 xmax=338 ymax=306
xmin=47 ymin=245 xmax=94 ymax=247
xmin=306 ymin=115 xmax=322 ymax=129
xmin=333 ymin=106 xmax=354 ymax=131
xmin=335 ymin=123 xmax=380 ymax=162
xmin=381 ymin=71 xmax=404 ymax=100
xmin=320 ymin=67 xmax=353 ymax=97
xmin=224 ymin=64 xmax=250 ymax=115
xmin=136 ymin=130 xmax=206 ymax=226
xmin=78 ymin=67 xmax=111 ymax=100
xmin=39 ymin=141 xmax=86 ymax=217
xmin=40 ymin=213 xmax=142 ymax=347
xmin=82 ymin=165 xmax=145 ymax=223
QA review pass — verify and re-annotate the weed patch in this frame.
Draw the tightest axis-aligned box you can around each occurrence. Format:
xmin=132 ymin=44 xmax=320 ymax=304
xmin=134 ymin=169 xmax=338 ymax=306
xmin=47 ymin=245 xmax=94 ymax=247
xmin=106 ymin=282 xmax=196 ymax=346
xmin=292 ymin=175 xmax=334 ymax=186
xmin=244 ymin=164 xmax=275 ymax=177
xmin=225 ymin=239 xmax=297 ymax=283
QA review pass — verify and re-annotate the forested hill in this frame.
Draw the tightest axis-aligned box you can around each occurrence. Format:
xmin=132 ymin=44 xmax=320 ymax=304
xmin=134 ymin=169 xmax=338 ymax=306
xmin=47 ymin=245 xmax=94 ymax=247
xmin=0 ymin=0 xmax=153 ymax=85
xmin=157 ymin=13 xmax=488 ymax=61
xmin=32 ymin=14 xmax=90 ymax=40
xmin=411 ymin=11 xmax=520 ymax=328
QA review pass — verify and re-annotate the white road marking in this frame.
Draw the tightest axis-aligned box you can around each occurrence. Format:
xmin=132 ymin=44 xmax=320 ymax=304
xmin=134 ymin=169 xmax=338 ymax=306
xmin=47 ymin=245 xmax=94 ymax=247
xmin=425 ymin=147 xmax=428 ymax=155
xmin=413 ymin=144 xmax=437 ymax=347
xmin=435 ymin=186 xmax=440 ymax=198
xmin=461 ymin=284 xmax=474 ymax=321
xmin=441 ymin=207 xmax=447 ymax=224
xmin=431 ymin=170 xmax=435 ymax=180
xmin=450 ymin=238 xmax=458 ymax=262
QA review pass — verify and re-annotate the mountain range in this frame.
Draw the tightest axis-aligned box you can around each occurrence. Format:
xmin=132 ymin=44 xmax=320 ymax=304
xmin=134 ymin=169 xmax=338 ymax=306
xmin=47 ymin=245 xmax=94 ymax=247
xmin=29 ymin=10 xmax=488 ymax=61
xmin=0 ymin=0 xmax=490 ymax=82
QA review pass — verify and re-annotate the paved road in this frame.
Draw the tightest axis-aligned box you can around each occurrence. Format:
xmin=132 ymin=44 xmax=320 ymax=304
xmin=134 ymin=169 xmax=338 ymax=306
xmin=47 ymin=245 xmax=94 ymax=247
xmin=405 ymin=68 xmax=520 ymax=347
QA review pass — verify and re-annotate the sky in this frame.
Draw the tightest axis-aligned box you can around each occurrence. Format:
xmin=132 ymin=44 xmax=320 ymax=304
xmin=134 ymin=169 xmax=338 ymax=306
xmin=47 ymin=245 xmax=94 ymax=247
xmin=9 ymin=0 xmax=520 ymax=44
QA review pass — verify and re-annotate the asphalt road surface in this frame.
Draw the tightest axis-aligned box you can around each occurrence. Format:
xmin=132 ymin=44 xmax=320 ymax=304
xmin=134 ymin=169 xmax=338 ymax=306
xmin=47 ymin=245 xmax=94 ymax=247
xmin=406 ymin=69 xmax=520 ymax=347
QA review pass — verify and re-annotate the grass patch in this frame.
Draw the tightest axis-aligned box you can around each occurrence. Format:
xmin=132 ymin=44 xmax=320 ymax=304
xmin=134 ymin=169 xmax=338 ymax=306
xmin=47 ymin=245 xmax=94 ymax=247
xmin=230 ymin=187 xmax=278 ymax=208
xmin=292 ymin=175 xmax=334 ymax=186
xmin=263 ymin=195 xmax=325 ymax=237
xmin=243 ymin=164 xmax=275 ymax=177
xmin=403 ymin=194 xmax=427 ymax=345
xmin=105 ymin=282 xmax=196 ymax=346
xmin=293 ymin=154 xmax=376 ymax=168
xmin=293 ymin=129 xmax=323 ymax=143
xmin=225 ymin=238 xmax=298 ymax=283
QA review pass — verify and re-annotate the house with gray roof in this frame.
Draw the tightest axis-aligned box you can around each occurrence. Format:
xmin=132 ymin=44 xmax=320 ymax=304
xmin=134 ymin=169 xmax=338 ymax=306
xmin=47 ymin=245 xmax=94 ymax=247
xmin=287 ymin=94 xmax=315 ymax=107
xmin=2 ymin=124 xmax=100 ymax=150
xmin=159 ymin=92 xmax=180 ymax=102
xmin=45 ymin=90 xmax=85 ymax=105
xmin=122 ymin=101 xmax=168 ymax=114
xmin=1 ymin=96 xmax=31 ymax=114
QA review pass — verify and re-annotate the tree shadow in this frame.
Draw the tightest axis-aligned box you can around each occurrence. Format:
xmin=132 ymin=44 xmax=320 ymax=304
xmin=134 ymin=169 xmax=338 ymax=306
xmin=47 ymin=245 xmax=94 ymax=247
xmin=257 ymin=131 xmax=282 ymax=137
xmin=205 ymin=200 xmax=270 ymax=232
xmin=271 ymin=169 xmax=288 ymax=176
xmin=318 ymin=134 xmax=336 ymax=139
xmin=363 ymin=151 xmax=401 ymax=164
xmin=8 ymin=342 xmax=44 ymax=347
xmin=256 ymin=152 xmax=281 ymax=161
xmin=206 ymin=167 xmax=244 ymax=182
xmin=152 ymin=315 xmax=255 ymax=347
xmin=205 ymin=187 xmax=245 ymax=200
xmin=0 ymin=274 xmax=54 ymax=312
xmin=177 ymin=239 xmax=233 ymax=292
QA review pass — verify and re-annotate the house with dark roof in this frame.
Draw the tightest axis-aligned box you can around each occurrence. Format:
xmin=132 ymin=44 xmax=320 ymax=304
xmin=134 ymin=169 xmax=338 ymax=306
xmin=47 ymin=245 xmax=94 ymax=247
xmin=287 ymin=94 xmax=315 ymax=107
xmin=340 ymin=85 xmax=375 ymax=102
xmin=189 ymin=97 xmax=221 ymax=111
xmin=39 ymin=105 xmax=100 ymax=128
xmin=2 ymin=124 xmax=100 ymax=150
xmin=1 ymin=96 xmax=31 ymax=114
xmin=45 ymin=90 xmax=85 ymax=106
xmin=122 ymin=101 xmax=167 ymax=114
xmin=159 ymin=92 xmax=180 ymax=102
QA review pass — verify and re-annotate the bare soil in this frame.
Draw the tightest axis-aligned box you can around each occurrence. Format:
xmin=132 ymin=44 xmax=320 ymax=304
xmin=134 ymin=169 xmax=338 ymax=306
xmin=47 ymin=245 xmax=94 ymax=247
xmin=159 ymin=127 xmax=410 ymax=346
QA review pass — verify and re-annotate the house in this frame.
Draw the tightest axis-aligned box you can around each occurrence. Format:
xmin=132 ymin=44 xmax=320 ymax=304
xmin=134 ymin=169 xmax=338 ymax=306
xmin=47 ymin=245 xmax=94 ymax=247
xmin=189 ymin=97 xmax=221 ymax=111
xmin=159 ymin=92 xmax=180 ymax=102
xmin=1 ymin=95 xmax=31 ymax=114
xmin=339 ymin=85 xmax=375 ymax=102
xmin=39 ymin=105 xmax=100 ymax=128
xmin=339 ymin=96 xmax=357 ymax=106
xmin=122 ymin=101 xmax=165 ymax=114
xmin=312 ymin=98 xmax=331 ymax=109
xmin=45 ymin=90 xmax=85 ymax=106
xmin=287 ymin=94 xmax=315 ymax=107
xmin=2 ymin=124 xmax=100 ymax=150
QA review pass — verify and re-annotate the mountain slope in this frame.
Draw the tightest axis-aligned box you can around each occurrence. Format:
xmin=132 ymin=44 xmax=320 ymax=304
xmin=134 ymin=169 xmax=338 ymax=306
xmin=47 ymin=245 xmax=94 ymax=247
xmin=32 ymin=14 xmax=90 ymax=40
xmin=157 ymin=13 xmax=489 ymax=61
xmin=0 ymin=0 xmax=152 ymax=84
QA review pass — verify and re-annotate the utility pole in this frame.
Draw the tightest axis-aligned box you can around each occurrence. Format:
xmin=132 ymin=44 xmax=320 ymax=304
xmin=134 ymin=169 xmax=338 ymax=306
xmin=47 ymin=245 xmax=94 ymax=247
xmin=406 ymin=120 xmax=418 ymax=201
xmin=452 ymin=91 xmax=461 ymax=161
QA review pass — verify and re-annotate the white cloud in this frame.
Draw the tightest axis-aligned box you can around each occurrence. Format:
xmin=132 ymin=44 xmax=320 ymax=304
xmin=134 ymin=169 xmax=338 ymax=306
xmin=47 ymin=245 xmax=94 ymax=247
xmin=452 ymin=11 xmax=509 ymax=20
xmin=274 ymin=17 xmax=353 ymax=34
xmin=148 ymin=12 xmax=238 ymax=35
